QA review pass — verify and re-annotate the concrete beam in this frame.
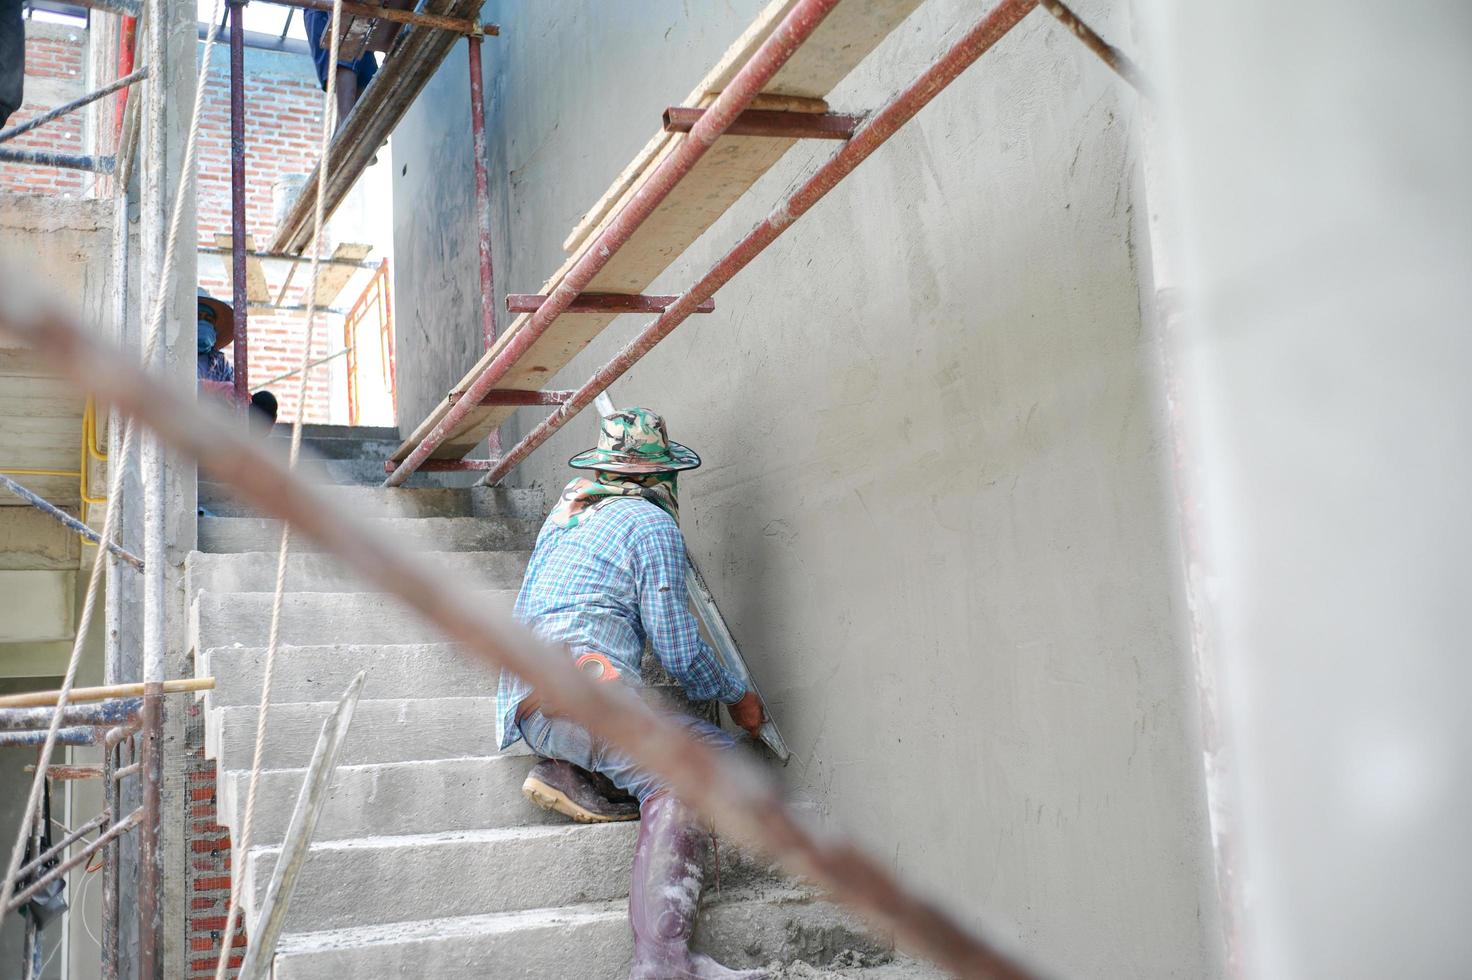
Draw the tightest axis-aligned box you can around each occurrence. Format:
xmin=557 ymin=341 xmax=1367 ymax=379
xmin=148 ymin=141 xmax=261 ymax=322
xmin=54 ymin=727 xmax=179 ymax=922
xmin=0 ymin=571 xmax=75 ymax=642
xmin=0 ymin=505 xmax=81 ymax=570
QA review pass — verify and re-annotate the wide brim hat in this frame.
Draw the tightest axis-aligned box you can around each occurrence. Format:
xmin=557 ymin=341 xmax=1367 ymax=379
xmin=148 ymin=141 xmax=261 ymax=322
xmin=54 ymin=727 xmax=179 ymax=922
xmin=196 ymin=288 xmax=235 ymax=350
xmin=568 ymin=407 xmax=701 ymax=475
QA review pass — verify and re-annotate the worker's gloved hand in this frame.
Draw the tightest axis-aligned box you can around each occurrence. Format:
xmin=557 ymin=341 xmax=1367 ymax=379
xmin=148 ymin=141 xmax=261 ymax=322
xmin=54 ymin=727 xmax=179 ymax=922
xmin=728 ymin=690 xmax=765 ymax=739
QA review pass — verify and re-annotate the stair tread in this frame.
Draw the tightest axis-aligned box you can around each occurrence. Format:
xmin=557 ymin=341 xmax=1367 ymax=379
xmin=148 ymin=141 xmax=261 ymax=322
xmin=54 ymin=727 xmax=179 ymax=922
xmin=253 ymin=820 xmax=632 ymax=856
xmin=273 ymin=886 xmax=821 ymax=952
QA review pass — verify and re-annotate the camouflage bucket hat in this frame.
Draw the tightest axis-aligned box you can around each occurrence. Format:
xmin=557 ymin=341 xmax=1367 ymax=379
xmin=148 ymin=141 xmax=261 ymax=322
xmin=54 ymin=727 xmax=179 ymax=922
xmin=568 ymin=407 xmax=701 ymax=474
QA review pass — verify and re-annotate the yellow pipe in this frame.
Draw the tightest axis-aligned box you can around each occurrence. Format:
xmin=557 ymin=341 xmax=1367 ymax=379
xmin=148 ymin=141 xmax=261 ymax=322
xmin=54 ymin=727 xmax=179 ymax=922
xmin=84 ymin=398 xmax=108 ymax=462
xmin=80 ymin=398 xmax=107 ymax=512
xmin=0 ymin=468 xmax=82 ymax=478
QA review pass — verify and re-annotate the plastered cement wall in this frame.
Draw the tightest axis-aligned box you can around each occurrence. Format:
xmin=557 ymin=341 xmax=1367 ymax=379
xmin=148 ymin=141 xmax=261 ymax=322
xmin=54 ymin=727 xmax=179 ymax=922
xmin=393 ymin=2 xmax=1221 ymax=975
xmin=1138 ymin=1 xmax=1472 ymax=976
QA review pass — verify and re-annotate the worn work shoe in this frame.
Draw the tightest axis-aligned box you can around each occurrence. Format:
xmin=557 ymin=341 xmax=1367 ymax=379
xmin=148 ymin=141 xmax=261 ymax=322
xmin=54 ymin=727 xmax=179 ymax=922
xmin=522 ymin=758 xmax=640 ymax=823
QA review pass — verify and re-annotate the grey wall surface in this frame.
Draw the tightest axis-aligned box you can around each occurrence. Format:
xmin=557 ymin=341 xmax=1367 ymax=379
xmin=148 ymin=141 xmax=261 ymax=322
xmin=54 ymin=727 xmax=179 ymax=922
xmin=1139 ymin=1 xmax=1472 ymax=976
xmin=393 ymin=2 xmax=1221 ymax=975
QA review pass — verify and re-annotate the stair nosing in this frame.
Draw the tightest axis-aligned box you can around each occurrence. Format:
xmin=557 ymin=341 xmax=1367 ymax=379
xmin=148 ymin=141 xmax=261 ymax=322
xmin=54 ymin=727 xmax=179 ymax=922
xmin=250 ymin=821 xmax=633 ymax=858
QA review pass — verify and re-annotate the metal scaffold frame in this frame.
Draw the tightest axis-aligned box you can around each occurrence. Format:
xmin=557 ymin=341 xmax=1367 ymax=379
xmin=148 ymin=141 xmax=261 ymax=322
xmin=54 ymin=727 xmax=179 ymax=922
xmin=383 ymin=0 xmax=1149 ymax=487
xmin=0 ymin=1 xmax=1151 ymax=977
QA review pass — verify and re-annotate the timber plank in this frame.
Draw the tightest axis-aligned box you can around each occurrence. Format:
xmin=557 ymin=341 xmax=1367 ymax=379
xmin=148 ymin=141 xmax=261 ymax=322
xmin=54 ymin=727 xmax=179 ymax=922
xmin=392 ymin=0 xmax=924 ymax=463
xmin=214 ymin=233 xmax=271 ymax=304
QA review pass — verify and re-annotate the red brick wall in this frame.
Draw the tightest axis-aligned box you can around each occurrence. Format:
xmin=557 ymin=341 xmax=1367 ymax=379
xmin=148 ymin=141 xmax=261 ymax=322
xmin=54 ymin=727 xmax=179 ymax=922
xmin=185 ymin=702 xmax=248 ymax=978
xmin=5 ymin=27 xmax=344 ymax=422
xmin=0 ymin=22 xmax=87 ymax=197
xmin=195 ymin=47 xmax=337 ymax=423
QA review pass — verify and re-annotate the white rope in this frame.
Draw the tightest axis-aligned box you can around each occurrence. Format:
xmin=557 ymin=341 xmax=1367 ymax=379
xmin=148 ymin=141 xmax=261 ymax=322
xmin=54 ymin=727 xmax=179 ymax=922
xmin=0 ymin=0 xmax=232 ymax=917
xmin=213 ymin=1 xmax=346 ymax=974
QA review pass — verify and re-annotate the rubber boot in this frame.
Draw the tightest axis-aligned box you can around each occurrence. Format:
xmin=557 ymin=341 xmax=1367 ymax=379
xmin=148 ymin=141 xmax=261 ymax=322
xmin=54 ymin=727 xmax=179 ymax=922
xmin=628 ymin=793 xmax=769 ymax=980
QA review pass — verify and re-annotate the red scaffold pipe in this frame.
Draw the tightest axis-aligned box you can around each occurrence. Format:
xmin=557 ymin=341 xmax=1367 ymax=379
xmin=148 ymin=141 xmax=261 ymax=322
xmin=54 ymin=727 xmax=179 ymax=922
xmin=481 ymin=0 xmax=1042 ymax=487
xmin=383 ymin=0 xmax=844 ymax=487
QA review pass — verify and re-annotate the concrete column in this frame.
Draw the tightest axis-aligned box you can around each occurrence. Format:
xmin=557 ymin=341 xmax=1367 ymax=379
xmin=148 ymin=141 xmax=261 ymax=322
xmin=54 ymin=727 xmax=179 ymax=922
xmin=134 ymin=0 xmax=197 ymax=974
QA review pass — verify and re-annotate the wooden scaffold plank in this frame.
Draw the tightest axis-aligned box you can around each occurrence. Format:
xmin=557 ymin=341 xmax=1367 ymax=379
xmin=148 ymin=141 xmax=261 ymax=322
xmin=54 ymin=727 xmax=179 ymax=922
xmin=392 ymin=0 xmax=925 ymax=463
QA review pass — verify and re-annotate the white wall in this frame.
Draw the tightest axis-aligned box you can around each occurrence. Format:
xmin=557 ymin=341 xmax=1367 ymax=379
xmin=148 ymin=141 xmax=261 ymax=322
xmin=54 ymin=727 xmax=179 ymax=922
xmin=1138 ymin=1 xmax=1472 ymax=976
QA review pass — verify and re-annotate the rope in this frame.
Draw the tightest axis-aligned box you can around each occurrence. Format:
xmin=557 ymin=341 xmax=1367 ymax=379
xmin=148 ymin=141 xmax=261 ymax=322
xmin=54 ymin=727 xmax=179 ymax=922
xmin=214 ymin=2 xmax=346 ymax=974
xmin=0 ymin=0 xmax=232 ymax=917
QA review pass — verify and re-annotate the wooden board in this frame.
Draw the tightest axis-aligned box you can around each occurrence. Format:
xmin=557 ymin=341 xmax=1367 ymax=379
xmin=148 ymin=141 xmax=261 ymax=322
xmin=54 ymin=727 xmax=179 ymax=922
xmin=214 ymin=234 xmax=271 ymax=305
xmin=392 ymin=0 xmax=925 ymax=462
xmin=272 ymin=0 xmax=483 ymax=255
xmin=309 ymin=243 xmax=374 ymax=308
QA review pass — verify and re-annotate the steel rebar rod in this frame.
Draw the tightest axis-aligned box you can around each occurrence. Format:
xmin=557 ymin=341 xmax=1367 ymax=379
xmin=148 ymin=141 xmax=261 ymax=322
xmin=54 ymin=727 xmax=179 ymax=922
xmin=0 ymin=147 xmax=115 ymax=172
xmin=12 ymin=811 xmax=110 ymax=884
xmin=257 ymin=0 xmax=497 ymax=36
xmin=0 ymin=727 xmax=104 ymax=748
xmin=0 ymin=474 xmax=145 ymax=571
xmin=1039 ymin=0 xmax=1153 ymax=97
xmin=0 ymin=276 xmax=1040 ymax=980
xmin=0 ymin=68 xmax=149 ymax=145
xmin=4 ymin=809 xmax=142 ymax=915
xmin=384 ymin=0 xmax=845 ymax=487
xmin=101 ymin=743 xmax=119 ymax=980
xmin=481 ymin=0 xmax=1041 ymax=486
xmin=0 ymin=699 xmax=141 ymax=731
xmin=230 ymin=0 xmax=250 ymax=401
xmin=468 ymin=35 xmax=496 ymax=356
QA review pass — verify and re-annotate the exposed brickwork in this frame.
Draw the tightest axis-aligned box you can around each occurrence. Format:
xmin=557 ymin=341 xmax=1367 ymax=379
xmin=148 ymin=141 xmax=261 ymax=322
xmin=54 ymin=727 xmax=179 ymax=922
xmin=6 ymin=24 xmax=346 ymax=422
xmin=0 ymin=22 xmax=87 ymax=197
xmin=183 ymin=701 xmax=248 ymax=978
xmin=194 ymin=50 xmax=337 ymax=423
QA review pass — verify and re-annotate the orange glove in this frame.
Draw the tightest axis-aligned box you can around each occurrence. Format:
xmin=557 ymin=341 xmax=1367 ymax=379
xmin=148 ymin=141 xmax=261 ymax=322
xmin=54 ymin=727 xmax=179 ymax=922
xmin=727 ymin=690 xmax=765 ymax=739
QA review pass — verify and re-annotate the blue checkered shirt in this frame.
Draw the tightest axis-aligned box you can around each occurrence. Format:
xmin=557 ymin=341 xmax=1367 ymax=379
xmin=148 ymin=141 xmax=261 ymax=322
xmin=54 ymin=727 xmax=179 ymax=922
xmin=496 ymin=497 xmax=746 ymax=749
xmin=197 ymin=351 xmax=233 ymax=383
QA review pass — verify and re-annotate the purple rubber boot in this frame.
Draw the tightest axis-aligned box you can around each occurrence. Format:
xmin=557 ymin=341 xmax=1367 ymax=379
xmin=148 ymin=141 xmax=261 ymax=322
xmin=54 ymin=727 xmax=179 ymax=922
xmin=628 ymin=793 xmax=770 ymax=980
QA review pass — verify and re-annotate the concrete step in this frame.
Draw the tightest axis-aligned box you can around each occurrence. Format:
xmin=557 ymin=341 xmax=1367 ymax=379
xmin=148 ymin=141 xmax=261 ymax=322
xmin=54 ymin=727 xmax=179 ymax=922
xmin=190 ymin=590 xmax=516 ymax=651
xmin=187 ymin=549 xmax=528 ymax=595
xmin=199 ymin=643 xmax=496 ymax=707
xmin=216 ymin=755 xmax=554 ymax=847
xmin=242 ymin=822 xmax=638 ymax=934
xmin=197 ymin=483 xmax=543 ymax=520
xmin=198 ymin=515 xmax=539 ymax=554
xmin=272 ymin=423 xmax=400 ymax=443
xmin=273 ymin=435 xmax=402 ymax=460
xmin=268 ymin=890 xmax=898 ymax=980
xmin=205 ymin=696 xmax=503 ymax=772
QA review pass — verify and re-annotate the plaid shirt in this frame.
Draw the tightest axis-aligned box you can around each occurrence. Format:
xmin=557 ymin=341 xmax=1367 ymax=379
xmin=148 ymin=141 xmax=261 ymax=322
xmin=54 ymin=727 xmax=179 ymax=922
xmin=197 ymin=350 xmax=234 ymax=383
xmin=496 ymin=497 xmax=746 ymax=749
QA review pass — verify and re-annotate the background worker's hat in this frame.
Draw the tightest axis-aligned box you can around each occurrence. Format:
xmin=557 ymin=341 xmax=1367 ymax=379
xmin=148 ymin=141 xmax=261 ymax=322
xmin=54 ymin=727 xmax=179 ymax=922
xmin=196 ymin=287 xmax=235 ymax=350
xmin=568 ymin=407 xmax=701 ymax=474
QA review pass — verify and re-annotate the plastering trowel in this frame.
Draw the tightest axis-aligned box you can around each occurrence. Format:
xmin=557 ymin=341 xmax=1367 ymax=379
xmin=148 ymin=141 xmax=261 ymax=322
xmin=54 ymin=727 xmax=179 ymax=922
xmin=594 ymin=392 xmax=790 ymax=762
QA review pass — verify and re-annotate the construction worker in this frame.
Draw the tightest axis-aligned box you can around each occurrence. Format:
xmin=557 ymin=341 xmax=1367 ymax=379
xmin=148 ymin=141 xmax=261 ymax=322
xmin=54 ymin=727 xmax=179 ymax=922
xmin=499 ymin=407 xmax=768 ymax=980
xmin=0 ymin=0 xmax=22 ymax=130
xmin=303 ymin=8 xmax=379 ymax=130
xmin=196 ymin=289 xmax=276 ymax=430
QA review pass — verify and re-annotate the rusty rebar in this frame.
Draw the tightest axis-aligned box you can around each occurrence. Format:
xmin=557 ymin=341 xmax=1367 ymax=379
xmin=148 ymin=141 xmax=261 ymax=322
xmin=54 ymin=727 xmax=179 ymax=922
xmin=0 ymin=474 xmax=145 ymax=571
xmin=230 ymin=0 xmax=250 ymax=401
xmin=0 ymin=68 xmax=149 ymax=145
xmin=4 ymin=809 xmax=141 ymax=914
xmin=0 ymin=275 xmax=1041 ymax=980
xmin=1039 ymin=0 xmax=1153 ymax=97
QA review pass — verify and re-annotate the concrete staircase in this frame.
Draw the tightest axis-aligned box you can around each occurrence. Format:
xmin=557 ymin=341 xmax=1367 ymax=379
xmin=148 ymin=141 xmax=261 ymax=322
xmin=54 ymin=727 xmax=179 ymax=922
xmin=190 ymin=425 xmax=932 ymax=979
